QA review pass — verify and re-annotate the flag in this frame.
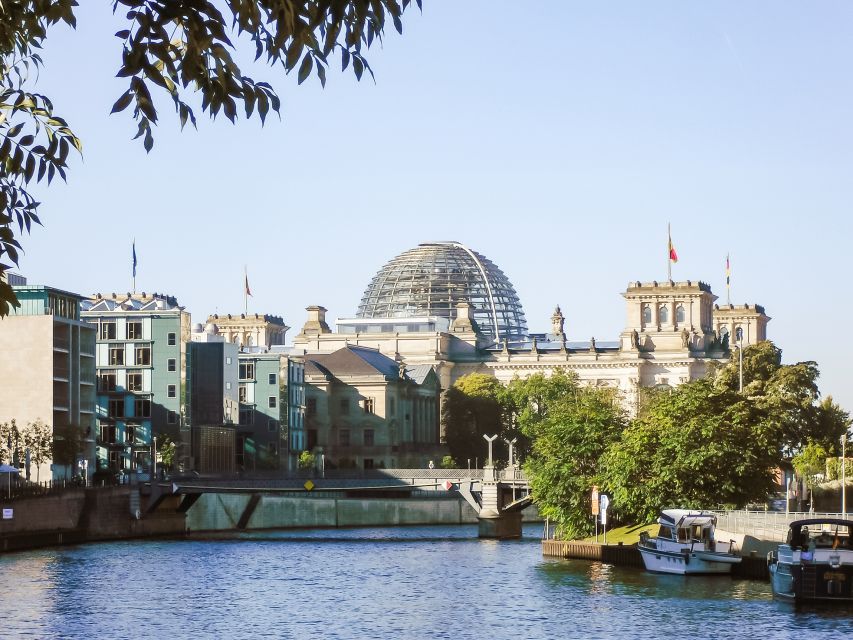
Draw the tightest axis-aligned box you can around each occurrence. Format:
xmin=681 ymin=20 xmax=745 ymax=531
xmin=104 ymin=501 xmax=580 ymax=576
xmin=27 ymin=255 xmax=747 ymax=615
xmin=726 ymin=253 xmax=731 ymax=287
xmin=668 ymin=234 xmax=678 ymax=263
xmin=132 ymin=240 xmax=137 ymax=278
xmin=244 ymin=272 xmax=252 ymax=297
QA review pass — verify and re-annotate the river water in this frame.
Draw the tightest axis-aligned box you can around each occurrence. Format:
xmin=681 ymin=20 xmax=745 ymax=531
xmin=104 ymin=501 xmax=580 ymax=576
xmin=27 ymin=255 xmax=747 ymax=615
xmin=2 ymin=524 xmax=851 ymax=639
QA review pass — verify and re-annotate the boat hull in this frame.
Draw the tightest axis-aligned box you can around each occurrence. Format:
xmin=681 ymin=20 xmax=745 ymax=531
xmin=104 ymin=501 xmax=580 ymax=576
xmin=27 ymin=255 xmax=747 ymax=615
xmin=639 ymin=546 xmax=736 ymax=575
xmin=771 ymin=562 xmax=853 ymax=603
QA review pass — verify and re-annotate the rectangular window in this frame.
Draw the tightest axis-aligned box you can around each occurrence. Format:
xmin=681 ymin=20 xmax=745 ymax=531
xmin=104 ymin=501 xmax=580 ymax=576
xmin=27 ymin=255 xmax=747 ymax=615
xmin=364 ymin=429 xmax=374 ymax=447
xmin=108 ymin=399 xmax=123 ymax=418
xmin=127 ymin=371 xmax=143 ymax=392
xmin=307 ymin=429 xmax=318 ymax=450
xmin=239 ymin=408 xmax=253 ymax=426
xmin=268 ymin=419 xmax=277 ymax=433
xmin=125 ymin=424 xmax=136 ymax=445
xmin=168 ymin=332 xmax=176 ymax=346
xmin=109 ymin=346 xmax=124 ymax=366
xmin=238 ymin=384 xmax=248 ymax=403
xmin=306 ymin=398 xmax=316 ymax=417
xmin=100 ymin=321 xmax=116 ymax=340
xmin=389 ymin=397 xmax=395 ymax=416
xmin=239 ymin=362 xmax=255 ymax=380
xmin=100 ymin=424 xmax=116 ymax=443
xmin=126 ymin=321 xmax=143 ymax=340
xmin=339 ymin=429 xmax=350 ymax=446
xmin=167 ymin=358 xmax=176 ymax=372
xmin=225 ymin=356 xmax=232 ymax=365
xmin=134 ymin=398 xmax=151 ymax=418
xmin=99 ymin=372 xmax=117 ymax=392
xmin=167 ymin=411 xmax=178 ymax=425
xmin=268 ymin=396 xmax=277 ymax=409
xmin=339 ymin=398 xmax=350 ymax=415
xmin=135 ymin=345 xmax=151 ymax=366
xmin=364 ymin=398 xmax=375 ymax=415
xmin=268 ymin=373 xmax=276 ymax=385
xmin=225 ymin=381 xmax=232 ymax=391
xmin=168 ymin=384 xmax=176 ymax=398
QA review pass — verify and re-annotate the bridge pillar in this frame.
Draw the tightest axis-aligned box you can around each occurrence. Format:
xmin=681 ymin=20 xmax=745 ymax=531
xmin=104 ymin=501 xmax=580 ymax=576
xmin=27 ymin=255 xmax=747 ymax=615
xmin=477 ymin=464 xmax=522 ymax=539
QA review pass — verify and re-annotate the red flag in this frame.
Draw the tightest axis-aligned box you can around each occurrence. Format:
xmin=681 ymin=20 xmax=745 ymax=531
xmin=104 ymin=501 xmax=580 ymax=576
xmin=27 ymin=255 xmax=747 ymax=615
xmin=668 ymin=236 xmax=678 ymax=263
xmin=244 ymin=273 xmax=252 ymax=297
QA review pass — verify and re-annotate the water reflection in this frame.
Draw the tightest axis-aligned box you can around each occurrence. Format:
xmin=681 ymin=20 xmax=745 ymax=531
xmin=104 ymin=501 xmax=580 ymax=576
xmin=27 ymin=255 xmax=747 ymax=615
xmin=1 ymin=525 xmax=851 ymax=640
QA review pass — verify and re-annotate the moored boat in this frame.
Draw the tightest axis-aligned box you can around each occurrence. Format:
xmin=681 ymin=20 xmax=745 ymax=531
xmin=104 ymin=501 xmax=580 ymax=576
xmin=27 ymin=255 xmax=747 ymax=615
xmin=769 ymin=518 xmax=853 ymax=603
xmin=638 ymin=509 xmax=741 ymax=575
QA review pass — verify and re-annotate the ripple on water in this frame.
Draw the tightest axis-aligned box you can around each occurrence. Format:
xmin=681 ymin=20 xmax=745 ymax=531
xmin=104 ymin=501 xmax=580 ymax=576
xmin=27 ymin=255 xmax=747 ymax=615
xmin=1 ymin=525 xmax=851 ymax=640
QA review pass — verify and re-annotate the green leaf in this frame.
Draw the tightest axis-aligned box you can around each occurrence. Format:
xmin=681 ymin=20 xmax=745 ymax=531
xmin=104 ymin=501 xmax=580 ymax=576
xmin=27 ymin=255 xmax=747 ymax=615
xmin=297 ymin=55 xmax=313 ymax=85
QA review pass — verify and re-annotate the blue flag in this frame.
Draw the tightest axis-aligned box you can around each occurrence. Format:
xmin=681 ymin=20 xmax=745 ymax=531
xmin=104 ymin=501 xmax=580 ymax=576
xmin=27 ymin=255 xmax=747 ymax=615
xmin=132 ymin=241 xmax=137 ymax=278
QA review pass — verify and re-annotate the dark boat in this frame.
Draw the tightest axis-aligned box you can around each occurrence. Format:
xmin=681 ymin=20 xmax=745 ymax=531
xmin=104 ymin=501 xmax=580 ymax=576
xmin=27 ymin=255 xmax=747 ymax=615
xmin=769 ymin=518 xmax=853 ymax=603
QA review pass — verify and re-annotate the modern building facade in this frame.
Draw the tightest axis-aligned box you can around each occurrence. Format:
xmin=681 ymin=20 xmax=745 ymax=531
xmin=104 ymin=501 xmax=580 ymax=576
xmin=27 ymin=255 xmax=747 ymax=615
xmin=236 ymin=350 xmax=284 ymax=471
xmin=292 ymin=242 xmax=771 ymax=420
xmin=0 ymin=280 xmax=96 ymax=479
xmin=81 ymin=292 xmax=191 ymax=473
xmin=303 ymin=345 xmax=442 ymax=469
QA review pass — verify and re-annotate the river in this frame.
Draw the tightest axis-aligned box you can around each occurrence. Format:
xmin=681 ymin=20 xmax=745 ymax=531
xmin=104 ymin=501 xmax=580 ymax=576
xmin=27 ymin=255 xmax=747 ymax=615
xmin=2 ymin=524 xmax=851 ymax=639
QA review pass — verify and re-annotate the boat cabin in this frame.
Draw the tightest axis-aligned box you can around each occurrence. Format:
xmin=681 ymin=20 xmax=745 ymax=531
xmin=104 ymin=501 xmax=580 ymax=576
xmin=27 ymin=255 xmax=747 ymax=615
xmin=657 ymin=510 xmax=717 ymax=544
xmin=785 ymin=519 xmax=852 ymax=551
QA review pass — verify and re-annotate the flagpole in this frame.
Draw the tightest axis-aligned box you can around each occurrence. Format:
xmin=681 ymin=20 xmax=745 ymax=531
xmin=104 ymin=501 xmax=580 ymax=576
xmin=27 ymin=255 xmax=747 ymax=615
xmin=132 ymin=238 xmax=136 ymax=294
xmin=244 ymin=265 xmax=248 ymax=315
xmin=667 ymin=223 xmax=672 ymax=282
xmin=726 ymin=253 xmax=731 ymax=306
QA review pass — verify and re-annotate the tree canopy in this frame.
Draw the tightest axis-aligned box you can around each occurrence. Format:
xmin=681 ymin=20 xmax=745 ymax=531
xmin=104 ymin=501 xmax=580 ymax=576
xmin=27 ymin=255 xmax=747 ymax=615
xmin=0 ymin=0 xmax=420 ymax=315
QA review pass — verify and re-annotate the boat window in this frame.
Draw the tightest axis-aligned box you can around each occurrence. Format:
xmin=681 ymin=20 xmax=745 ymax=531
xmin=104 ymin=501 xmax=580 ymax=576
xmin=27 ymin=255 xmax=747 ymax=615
xmin=657 ymin=526 xmax=673 ymax=539
xmin=677 ymin=528 xmax=689 ymax=542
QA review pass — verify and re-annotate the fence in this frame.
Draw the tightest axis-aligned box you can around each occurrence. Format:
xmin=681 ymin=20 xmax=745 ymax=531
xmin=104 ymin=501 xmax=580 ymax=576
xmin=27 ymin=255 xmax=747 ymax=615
xmin=712 ymin=510 xmax=851 ymax=542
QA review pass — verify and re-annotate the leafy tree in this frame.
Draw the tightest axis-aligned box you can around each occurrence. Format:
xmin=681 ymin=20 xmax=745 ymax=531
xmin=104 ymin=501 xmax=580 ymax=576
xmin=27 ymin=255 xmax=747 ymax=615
xmin=0 ymin=418 xmax=22 ymax=464
xmin=601 ymin=378 xmax=779 ymax=525
xmin=22 ymin=418 xmax=52 ymax=482
xmin=157 ymin=435 xmax=177 ymax=470
xmin=0 ymin=0 xmax=420 ymax=315
xmin=523 ymin=384 xmax=627 ymax=540
xmin=715 ymin=341 xmax=848 ymax=454
xmin=298 ymin=450 xmax=316 ymax=469
xmin=52 ymin=423 xmax=82 ymax=478
xmin=792 ymin=441 xmax=830 ymax=487
xmin=441 ymin=373 xmax=507 ymax=466
xmin=439 ymin=454 xmax=455 ymax=469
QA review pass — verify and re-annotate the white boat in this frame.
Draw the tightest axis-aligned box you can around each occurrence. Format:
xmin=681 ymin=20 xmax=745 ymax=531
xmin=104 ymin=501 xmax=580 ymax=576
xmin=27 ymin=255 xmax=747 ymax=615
xmin=638 ymin=509 xmax=741 ymax=575
xmin=769 ymin=518 xmax=853 ymax=603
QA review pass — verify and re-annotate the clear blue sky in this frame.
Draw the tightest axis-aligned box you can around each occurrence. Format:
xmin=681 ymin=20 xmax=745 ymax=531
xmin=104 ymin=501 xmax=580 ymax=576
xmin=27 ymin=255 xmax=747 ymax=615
xmin=16 ymin=2 xmax=853 ymax=410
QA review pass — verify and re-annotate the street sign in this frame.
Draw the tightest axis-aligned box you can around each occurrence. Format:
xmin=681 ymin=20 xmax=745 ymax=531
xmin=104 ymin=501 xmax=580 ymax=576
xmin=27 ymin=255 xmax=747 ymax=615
xmin=443 ymin=480 xmax=454 ymax=491
xmin=2 ymin=508 xmax=12 ymax=520
xmin=591 ymin=486 xmax=600 ymax=515
xmin=599 ymin=494 xmax=610 ymax=525
xmin=303 ymin=480 xmax=315 ymax=491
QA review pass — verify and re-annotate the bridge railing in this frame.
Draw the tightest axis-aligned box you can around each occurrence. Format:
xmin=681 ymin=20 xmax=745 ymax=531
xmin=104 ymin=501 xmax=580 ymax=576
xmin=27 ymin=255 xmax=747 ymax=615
xmin=712 ymin=510 xmax=851 ymax=542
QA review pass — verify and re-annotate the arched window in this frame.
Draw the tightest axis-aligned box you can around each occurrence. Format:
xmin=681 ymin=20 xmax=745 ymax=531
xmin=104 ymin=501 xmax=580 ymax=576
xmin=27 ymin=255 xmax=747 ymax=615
xmin=659 ymin=305 xmax=669 ymax=324
xmin=642 ymin=305 xmax=652 ymax=325
xmin=675 ymin=305 xmax=685 ymax=324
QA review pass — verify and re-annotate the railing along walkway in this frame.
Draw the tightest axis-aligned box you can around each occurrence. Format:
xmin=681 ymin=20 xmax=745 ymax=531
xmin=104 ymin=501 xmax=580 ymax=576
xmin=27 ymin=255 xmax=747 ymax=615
xmin=712 ymin=510 xmax=851 ymax=542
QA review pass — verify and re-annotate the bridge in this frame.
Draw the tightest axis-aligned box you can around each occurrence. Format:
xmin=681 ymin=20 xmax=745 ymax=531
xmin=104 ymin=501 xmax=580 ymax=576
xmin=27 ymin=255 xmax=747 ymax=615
xmin=153 ymin=466 xmax=532 ymax=539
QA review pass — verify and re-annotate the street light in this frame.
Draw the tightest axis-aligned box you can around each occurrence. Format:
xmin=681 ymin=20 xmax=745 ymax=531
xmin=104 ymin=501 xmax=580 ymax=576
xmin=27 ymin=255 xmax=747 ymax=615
xmin=842 ymin=431 xmax=847 ymax=518
xmin=736 ymin=326 xmax=744 ymax=393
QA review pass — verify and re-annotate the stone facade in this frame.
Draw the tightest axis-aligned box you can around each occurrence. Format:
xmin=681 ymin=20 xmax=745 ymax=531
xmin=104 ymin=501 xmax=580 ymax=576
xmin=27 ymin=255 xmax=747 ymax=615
xmin=206 ymin=313 xmax=289 ymax=349
xmin=292 ymin=280 xmax=770 ymax=418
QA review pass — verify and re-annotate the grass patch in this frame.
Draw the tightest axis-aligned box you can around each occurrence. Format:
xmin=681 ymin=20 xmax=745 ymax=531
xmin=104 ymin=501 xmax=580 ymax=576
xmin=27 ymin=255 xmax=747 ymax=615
xmin=576 ymin=522 xmax=656 ymax=545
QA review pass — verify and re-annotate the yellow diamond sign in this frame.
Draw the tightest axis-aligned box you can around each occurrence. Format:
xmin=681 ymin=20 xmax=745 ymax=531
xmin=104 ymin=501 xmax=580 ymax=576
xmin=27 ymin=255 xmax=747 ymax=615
xmin=303 ymin=479 xmax=315 ymax=491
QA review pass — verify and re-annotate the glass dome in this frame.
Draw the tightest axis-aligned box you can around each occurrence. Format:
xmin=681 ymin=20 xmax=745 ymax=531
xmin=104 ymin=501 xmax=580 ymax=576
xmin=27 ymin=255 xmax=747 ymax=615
xmin=356 ymin=241 xmax=528 ymax=342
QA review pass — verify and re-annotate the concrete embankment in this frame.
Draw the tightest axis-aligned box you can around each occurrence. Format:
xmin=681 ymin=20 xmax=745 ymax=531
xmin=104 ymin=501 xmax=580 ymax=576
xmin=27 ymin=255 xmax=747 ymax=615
xmin=542 ymin=540 xmax=769 ymax=579
xmin=0 ymin=487 xmax=185 ymax=553
xmin=186 ymin=492 xmax=541 ymax=532
xmin=1 ymin=488 xmax=541 ymax=552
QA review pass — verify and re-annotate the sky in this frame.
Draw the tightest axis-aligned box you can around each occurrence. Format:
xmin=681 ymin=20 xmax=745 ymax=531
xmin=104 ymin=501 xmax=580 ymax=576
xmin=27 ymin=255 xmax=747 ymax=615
xmin=13 ymin=2 xmax=853 ymax=410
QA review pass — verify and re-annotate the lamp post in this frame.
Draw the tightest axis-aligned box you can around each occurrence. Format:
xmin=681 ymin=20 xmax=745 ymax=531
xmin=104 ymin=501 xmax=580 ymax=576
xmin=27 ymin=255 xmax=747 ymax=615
xmin=736 ymin=327 xmax=744 ymax=393
xmin=842 ymin=431 xmax=847 ymax=518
